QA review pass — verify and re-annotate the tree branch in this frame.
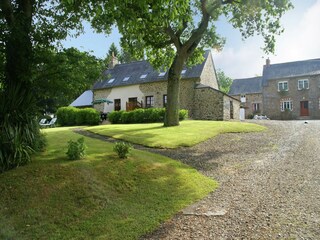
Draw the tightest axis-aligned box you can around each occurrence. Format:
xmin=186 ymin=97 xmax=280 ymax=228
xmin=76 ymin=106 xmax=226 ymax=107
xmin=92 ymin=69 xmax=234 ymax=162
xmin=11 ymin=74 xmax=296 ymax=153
xmin=165 ymin=25 xmax=182 ymax=50
xmin=176 ymin=21 xmax=188 ymax=38
xmin=0 ymin=0 xmax=14 ymax=27
xmin=183 ymin=0 xmax=210 ymax=52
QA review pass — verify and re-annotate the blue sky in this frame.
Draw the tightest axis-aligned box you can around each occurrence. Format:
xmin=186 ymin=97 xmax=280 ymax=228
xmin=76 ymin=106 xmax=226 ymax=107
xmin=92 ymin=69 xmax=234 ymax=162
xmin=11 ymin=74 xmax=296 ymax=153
xmin=62 ymin=0 xmax=320 ymax=79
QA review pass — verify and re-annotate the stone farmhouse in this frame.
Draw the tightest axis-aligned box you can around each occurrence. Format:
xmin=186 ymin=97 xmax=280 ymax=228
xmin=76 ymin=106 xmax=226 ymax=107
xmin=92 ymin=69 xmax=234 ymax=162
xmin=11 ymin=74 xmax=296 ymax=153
xmin=90 ymin=50 xmax=240 ymax=121
xmin=229 ymin=58 xmax=320 ymax=120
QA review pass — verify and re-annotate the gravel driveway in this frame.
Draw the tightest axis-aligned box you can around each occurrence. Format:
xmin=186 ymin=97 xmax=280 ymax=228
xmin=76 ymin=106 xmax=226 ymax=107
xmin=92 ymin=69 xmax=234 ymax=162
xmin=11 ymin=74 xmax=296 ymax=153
xmin=141 ymin=120 xmax=320 ymax=240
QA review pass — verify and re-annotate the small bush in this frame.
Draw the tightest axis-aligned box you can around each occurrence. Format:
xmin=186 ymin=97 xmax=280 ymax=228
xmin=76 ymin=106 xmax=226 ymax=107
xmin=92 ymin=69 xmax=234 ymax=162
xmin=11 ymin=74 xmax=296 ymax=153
xmin=113 ymin=141 xmax=132 ymax=159
xmin=179 ymin=109 xmax=188 ymax=120
xmin=66 ymin=137 xmax=87 ymax=160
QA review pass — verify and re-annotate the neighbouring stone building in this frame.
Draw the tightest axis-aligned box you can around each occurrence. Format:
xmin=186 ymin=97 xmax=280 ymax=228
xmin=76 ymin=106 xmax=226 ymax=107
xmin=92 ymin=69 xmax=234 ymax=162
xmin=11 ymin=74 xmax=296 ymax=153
xmin=229 ymin=76 xmax=263 ymax=119
xmin=91 ymin=50 xmax=240 ymax=121
xmin=229 ymin=58 xmax=320 ymax=120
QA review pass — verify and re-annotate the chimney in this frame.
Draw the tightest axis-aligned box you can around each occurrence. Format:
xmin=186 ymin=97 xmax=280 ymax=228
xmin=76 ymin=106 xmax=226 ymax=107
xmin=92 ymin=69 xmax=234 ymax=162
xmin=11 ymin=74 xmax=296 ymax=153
xmin=266 ymin=58 xmax=270 ymax=67
xmin=108 ymin=52 xmax=118 ymax=69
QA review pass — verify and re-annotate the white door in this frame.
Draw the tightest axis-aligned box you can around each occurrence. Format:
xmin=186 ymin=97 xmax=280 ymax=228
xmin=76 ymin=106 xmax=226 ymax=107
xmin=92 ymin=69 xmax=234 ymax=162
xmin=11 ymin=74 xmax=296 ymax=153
xmin=240 ymin=108 xmax=245 ymax=120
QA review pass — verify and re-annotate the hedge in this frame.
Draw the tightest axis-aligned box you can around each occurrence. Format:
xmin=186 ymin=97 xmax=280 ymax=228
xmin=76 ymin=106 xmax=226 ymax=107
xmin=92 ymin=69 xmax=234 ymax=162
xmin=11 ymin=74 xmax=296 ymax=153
xmin=108 ymin=108 xmax=188 ymax=124
xmin=57 ymin=107 xmax=100 ymax=126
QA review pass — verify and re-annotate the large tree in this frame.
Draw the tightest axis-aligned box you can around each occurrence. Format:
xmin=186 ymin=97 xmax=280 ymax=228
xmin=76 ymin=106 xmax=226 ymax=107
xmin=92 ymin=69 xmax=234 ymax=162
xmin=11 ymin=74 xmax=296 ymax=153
xmin=33 ymin=47 xmax=103 ymax=113
xmin=0 ymin=0 xmax=112 ymax=172
xmin=91 ymin=0 xmax=292 ymax=126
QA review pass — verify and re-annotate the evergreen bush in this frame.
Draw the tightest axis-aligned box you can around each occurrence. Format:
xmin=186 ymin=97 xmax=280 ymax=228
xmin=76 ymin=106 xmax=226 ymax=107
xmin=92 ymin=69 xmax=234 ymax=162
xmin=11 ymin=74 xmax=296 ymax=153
xmin=57 ymin=107 xmax=100 ymax=126
xmin=66 ymin=137 xmax=87 ymax=160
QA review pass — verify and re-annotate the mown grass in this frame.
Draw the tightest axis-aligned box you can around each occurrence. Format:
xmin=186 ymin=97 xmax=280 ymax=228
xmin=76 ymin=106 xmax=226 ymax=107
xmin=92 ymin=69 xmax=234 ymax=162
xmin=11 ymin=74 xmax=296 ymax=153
xmin=0 ymin=127 xmax=217 ymax=240
xmin=86 ymin=120 xmax=266 ymax=148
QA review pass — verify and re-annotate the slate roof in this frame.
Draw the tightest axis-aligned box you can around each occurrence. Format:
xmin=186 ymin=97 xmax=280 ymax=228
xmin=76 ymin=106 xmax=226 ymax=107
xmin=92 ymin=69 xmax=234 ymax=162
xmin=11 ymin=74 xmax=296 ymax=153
xmin=70 ymin=90 xmax=93 ymax=107
xmin=93 ymin=51 xmax=210 ymax=90
xmin=228 ymin=77 xmax=262 ymax=95
xmin=262 ymin=58 xmax=320 ymax=86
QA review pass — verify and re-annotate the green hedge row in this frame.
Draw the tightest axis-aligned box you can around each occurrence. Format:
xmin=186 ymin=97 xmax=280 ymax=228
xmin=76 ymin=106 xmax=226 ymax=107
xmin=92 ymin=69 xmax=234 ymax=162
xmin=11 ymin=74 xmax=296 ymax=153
xmin=108 ymin=108 xmax=188 ymax=124
xmin=56 ymin=107 xmax=100 ymax=126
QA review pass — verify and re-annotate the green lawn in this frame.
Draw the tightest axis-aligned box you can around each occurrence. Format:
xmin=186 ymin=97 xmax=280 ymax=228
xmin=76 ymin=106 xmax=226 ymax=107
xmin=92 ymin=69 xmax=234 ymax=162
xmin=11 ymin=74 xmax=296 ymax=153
xmin=86 ymin=120 xmax=266 ymax=148
xmin=0 ymin=127 xmax=217 ymax=240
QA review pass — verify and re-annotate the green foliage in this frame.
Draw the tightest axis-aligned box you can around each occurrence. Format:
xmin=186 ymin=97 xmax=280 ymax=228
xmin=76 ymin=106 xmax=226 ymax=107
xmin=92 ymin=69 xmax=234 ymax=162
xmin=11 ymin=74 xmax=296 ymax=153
xmin=108 ymin=108 xmax=187 ymax=124
xmin=57 ymin=107 xmax=100 ymax=126
xmin=0 ymin=86 xmax=44 ymax=173
xmin=179 ymin=109 xmax=188 ymax=120
xmin=108 ymin=110 xmax=125 ymax=124
xmin=217 ymin=69 xmax=233 ymax=94
xmin=113 ymin=141 xmax=133 ymax=159
xmin=33 ymin=48 xmax=103 ymax=113
xmin=66 ymin=137 xmax=87 ymax=160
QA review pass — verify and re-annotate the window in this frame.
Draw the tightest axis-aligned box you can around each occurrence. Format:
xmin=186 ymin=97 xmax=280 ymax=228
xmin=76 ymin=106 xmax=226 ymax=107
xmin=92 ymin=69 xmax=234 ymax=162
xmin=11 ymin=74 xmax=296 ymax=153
xmin=140 ymin=74 xmax=147 ymax=79
xmin=123 ymin=77 xmax=130 ymax=81
xmin=280 ymin=99 xmax=293 ymax=112
xmin=158 ymin=71 xmax=166 ymax=77
xmin=278 ymin=81 xmax=288 ymax=91
xmin=298 ymin=79 xmax=309 ymax=90
xmin=163 ymin=94 xmax=167 ymax=107
xmin=114 ymin=99 xmax=121 ymax=111
xmin=240 ymin=95 xmax=246 ymax=103
xmin=145 ymin=96 xmax=154 ymax=108
xmin=181 ymin=69 xmax=187 ymax=75
xmin=252 ymin=103 xmax=260 ymax=112
xmin=108 ymin=78 xmax=115 ymax=83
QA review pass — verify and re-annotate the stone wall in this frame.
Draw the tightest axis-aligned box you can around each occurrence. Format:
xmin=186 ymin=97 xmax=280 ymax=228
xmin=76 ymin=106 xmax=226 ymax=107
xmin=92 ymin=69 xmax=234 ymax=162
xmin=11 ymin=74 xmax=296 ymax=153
xmin=93 ymin=89 xmax=111 ymax=112
xmin=193 ymin=87 xmax=239 ymax=120
xmin=263 ymin=75 xmax=320 ymax=120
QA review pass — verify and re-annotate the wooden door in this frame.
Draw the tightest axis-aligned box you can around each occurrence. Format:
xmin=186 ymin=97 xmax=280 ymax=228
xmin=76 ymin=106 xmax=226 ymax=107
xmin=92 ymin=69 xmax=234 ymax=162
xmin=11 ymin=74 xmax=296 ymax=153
xmin=300 ymin=101 xmax=309 ymax=116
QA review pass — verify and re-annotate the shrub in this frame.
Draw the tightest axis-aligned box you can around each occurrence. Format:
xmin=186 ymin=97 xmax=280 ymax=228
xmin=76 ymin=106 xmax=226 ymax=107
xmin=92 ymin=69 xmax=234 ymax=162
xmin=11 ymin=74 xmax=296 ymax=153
xmin=66 ymin=137 xmax=87 ymax=160
xmin=108 ymin=108 xmax=184 ymax=124
xmin=179 ymin=109 xmax=188 ymax=120
xmin=108 ymin=110 xmax=124 ymax=124
xmin=57 ymin=107 xmax=100 ymax=126
xmin=113 ymin=141 xmax=132 ymax=159
xmin=57 ymin=107 xmax=79 ymax=126
xmin=83 ymin=108 xmax=100 ymax=125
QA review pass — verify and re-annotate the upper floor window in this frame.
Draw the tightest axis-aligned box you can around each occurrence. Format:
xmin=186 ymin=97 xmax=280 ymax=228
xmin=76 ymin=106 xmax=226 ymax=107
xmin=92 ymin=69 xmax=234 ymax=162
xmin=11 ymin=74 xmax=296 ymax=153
xmin=140 ymin=74 xmax=148 ymax=79
xmin=240 ymin=95 xmax=246 ymax=103
xmin=158 ymin=71 xmax=166 ymax=77
xmin=145 ymin=96 xmax=154 ymax=108
xmin=252 ymin=103 xmax=260 ymax=113
xmin=278 ymin=81 xmax=288 ymax=91
xmin=298 ymin=79 xmax=309 ymax=90
xmin=280 ymin=99 xmax=292 ymax=112
xmin=181 ymin=69 xmax=187 ymax=75
xmin=123 ymin=77 xmax=130 ymax=81
xmin=107 ymin=78 xmax=115 ymax=83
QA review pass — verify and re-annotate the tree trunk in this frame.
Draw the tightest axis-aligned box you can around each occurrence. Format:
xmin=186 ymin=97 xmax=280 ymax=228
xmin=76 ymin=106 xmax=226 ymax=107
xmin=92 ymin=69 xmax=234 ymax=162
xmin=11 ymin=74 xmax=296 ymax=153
xmin=164 ymin=52 xmax=186 ymax=127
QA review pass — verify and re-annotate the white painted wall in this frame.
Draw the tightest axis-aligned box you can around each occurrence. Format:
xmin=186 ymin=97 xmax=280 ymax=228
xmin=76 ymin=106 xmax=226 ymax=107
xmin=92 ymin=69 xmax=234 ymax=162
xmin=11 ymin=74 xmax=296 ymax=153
xmin=103 ymin=85 xmax=145 ymax=113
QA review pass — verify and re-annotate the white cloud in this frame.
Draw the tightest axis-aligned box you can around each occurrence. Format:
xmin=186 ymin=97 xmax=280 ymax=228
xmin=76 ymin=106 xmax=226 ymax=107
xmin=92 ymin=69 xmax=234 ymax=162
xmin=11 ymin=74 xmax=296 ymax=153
xmin=214 ymin=0 xmax=320 ymax=79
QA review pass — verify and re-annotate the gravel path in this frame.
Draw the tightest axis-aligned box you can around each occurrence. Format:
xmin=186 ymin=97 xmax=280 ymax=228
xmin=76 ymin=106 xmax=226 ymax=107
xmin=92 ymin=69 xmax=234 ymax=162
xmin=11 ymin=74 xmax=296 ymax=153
xmin=141 ymin=120 xmax=320 ymax=240
xmin=76 ymin=120 xmax=320 ymax=239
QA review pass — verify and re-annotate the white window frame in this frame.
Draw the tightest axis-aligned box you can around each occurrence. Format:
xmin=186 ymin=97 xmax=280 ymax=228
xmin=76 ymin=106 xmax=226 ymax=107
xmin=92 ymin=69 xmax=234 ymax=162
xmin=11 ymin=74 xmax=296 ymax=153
xmin=252 ymin=103 xmax=260 ymax=112
xmin=123 ymin=77 xmax=130 ymax=82
xmin=181 ymin=69 xmax=187 ymax=75
xmin=107 ymin=78 xmax=115 ymax=83
xmin=298 ymin=79 xmax=309 ymax=90
xmin=240 ymin=95 xmax=246 ymax=103
xmin=278 ymin=81 xmax=288 ymax=91
xmin=280 ymin=100 xmax=293 ymax=112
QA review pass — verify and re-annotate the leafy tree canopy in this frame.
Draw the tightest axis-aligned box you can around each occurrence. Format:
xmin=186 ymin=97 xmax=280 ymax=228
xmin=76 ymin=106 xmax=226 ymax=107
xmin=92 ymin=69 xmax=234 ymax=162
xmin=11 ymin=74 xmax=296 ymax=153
xmin=216 ymin=69 xmax=233 ymax=94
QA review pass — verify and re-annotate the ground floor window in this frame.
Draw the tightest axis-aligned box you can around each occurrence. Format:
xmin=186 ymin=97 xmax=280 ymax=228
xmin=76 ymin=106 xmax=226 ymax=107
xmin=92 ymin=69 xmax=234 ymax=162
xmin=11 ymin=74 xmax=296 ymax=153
xmin=145 ymin=96 xmax=154 ymax=108
xmin=252 ymin=103 xmax=260 ymax=113
xmin=163 ymin=94 xmax=167 ymax=107
xmin=280 ymin=99 xmax=293 ymax=112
